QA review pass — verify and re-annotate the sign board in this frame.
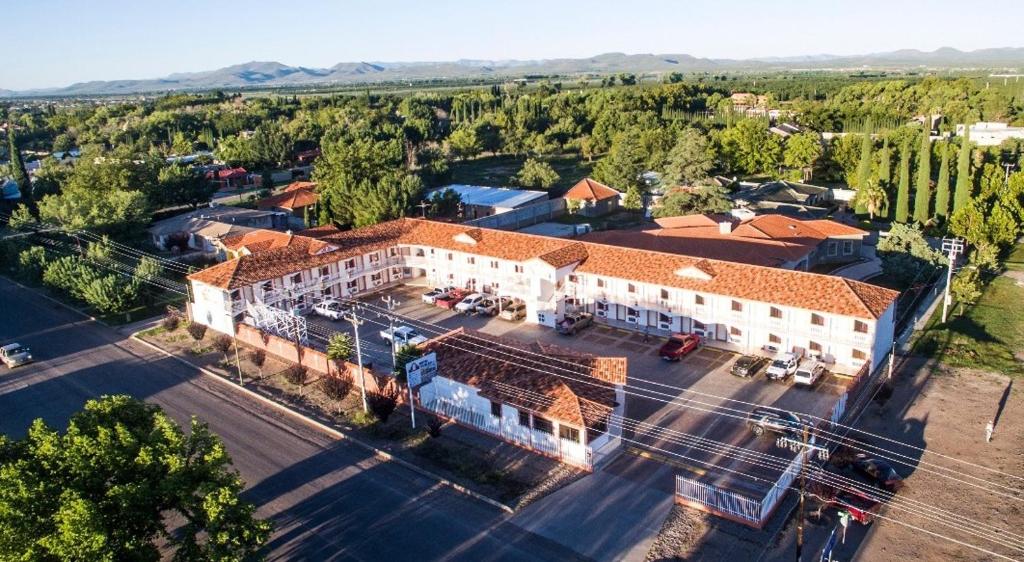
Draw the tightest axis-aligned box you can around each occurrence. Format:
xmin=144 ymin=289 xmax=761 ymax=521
xmin=406 ymin=352 xmax=438 ymax=388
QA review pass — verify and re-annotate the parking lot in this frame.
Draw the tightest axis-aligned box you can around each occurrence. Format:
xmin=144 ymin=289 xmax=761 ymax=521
xmin=306 ymin=283 xmax=844 ymax=493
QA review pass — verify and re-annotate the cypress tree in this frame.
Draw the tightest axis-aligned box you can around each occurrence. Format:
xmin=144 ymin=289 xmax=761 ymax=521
xmin=7 ymin=125 xmax=34 ymax=215
xmin=877 ymin=138 xmax=891 ymax=187
xmin=854 ymin=133 xmax=873 ymax=214
xmin=895 ymin=140 xmax=911 ymax=223
xmin=934 ymin=143 xmax=951 ymax=221
xmin=953 ymin=128 xmax=973 ymax=213
xmin=913 ymin=124 xmax=931 ymax=224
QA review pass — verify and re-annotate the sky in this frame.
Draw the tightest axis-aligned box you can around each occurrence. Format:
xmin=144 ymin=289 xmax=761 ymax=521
xmin=3 ymin=0 xmax=1021 ymax=90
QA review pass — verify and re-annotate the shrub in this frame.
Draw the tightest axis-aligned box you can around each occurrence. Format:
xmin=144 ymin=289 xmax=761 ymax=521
xmin=186 ymin=322 xmax=207 ymax=342
xmin=427 ymin=416 xmax=444 ymax=438
xmin=249 ymin=349 xmax=266 ymax=377
xmin=162 ymin=310 xmax=180 ymax=331
xmin=212 ymin=334 xmax=233 ymax=359
xmin=319 ymin=375 xmax=353 ymax=402
xmin=368 ymin=386 xmax=400 ymax=423
xmin=283 ymin=364 xmax=308 ymax=387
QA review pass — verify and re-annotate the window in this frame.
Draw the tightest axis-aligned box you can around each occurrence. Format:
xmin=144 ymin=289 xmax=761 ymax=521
xmin=415 ymin=248 xmax=425 ymax=257
xmin=320 ymin=266 xmax=330 ymax=276
xmin=389 ymin=247 xmax=398 ymax=257
xmin=626 ymin=307 xmax=638 ymax=319
xmin=660 ymin=288 xmax=669 ymax=300
xmin=371 ymin=273 xmax=382 ymax=283
xmin=559 ymin=425 xmax=581 ymax=443
xmin=490 ymin=401 xmax=502 ymax=418
xmin=627 ymin=283 xmax=637 ymax=294
xmin=852 ymin=349 xmax=867 ymax=360
xmin=518 ymin=410 xmax=530 ymax=427
xmin=369 ymin=253 xmax=380 ymax=263
xmin=827 ymin=241 xmax=838 ymax=256
xmin=843 ymin=241 xmax=854 ymax=255
xmin=467 ymin=256 xmax=475 ymax=265
xmin=447 ymin=253 xmax=453 ymax=261
xmin=229 ymin=289 xmax=240 ymax=301
xmin=345 ymin=258 xmax=356 ymax=270
xmin=811 ymin=313 xmax=825 ymax=326
xmin=731 ymin=300 xmax=743 ymax=312
xmin=809 ymin=341 xmax=822 ymax=352
xmin=514 ymin=264 xmax=524 ymax=273
xmin=323 ymin=285 xmax=333 ymax=296
xmin=769 ymin=333 xmax=782 ymax=344
xmin=596 ymin=301 xmax=608 ymax=312
xmin=568 ymin=274 xmax=578 ymax=283
xmin=491 ymin=260 xmax=499 ymax=269
xmin=290 ymin=273 xmax=302 ymax=284
xmin=730 ymin=326 xmax=742 ymax=336
xmin=346 ymin=280 xmax=358 ymax=292
xmin=260 ymin=280 xmax=273 ymax=293
xmin=533 ymin=416 xmax=554 ymax=434
xmin=695 ymin=294 xmax=705 ymax=306
xmin=770 ymin=307 xmax=783 ymax=319
xmin=854 ymin=320 xmax=869 ymax=333
xmin=596 ymin=278 xmax=605 ymax=288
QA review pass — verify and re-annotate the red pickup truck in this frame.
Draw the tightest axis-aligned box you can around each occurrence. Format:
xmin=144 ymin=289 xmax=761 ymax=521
xmin=658 ymin=333 xmax=701 ymax=361
xmin=435 ymin=289 xmax=468 ymax=310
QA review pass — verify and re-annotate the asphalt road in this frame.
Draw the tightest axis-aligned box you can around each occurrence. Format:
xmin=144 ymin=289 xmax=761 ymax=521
xmin=0 ymin=278 xmax=585 ymax=562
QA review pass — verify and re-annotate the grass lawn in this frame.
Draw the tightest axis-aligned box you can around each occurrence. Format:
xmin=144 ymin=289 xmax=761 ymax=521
xmin=914 ymin=273 xmax=1024 ymax=375
xmin=447 ymin=154 xmax=593 ymax=195
xmin=1006 ymin=242 xmax=1024 ymax=272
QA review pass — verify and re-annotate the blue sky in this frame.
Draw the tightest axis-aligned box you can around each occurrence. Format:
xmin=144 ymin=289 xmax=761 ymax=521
xmin=3 ymin=0 xmax=1019 ymax=90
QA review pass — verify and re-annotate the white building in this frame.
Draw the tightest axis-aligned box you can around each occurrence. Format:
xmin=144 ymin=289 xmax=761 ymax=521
xmin=187 ymin=218 xmax=899 ymax=375
xmin=956 ymin=122 xmax=1024 ymax=147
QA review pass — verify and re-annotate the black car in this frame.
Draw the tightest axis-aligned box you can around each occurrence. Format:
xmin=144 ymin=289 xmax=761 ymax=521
xmin=731 ymin=355 xmax=767 ymax=378
xmin=852 ymin=454 xmax=905 ymax=492
xmin=746 ymin=407 xmax=808 ymax=438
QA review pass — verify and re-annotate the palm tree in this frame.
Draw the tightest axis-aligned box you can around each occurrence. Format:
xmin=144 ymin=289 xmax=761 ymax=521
xmin=855 ymin=180 xmax=889 ymax=220
xmin=325 ymin=332 xmax=354 ymax=377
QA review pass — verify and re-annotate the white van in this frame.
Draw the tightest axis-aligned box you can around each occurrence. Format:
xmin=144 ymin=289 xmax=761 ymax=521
xmin=793 ymin=361 xmax=826 ymax=387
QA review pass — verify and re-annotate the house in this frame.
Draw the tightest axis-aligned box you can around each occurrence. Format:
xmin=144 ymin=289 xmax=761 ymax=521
xmin=730 ymin=180 xmax=835 ymax=218
xmin=426 ymin=184 xmax=549 ymax=220
xmin=217 ymin=229 xmax=311 ymax=260
xmin=956 ymin=122 xmax=1024 ymax=146
xmin=205 ymin=167 xmax=259 ymax=190
xmin=417 ymin=328 xmax=625 ymax=469
xmin=256 ymin=186 xmax=319 ymax=229
xmin=581 ymin=214 xmax=868 ymax=270
xmin=148 ymin=205 xmax=288 ymax=254
xmin=187 ymin=218 xmax=899 ymax=375
xmin=562 ymin=178 xmax=621 ymax=217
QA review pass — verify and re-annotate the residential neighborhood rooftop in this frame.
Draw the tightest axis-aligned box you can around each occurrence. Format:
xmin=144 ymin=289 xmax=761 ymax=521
xmin=147 ymin=205 xmax=283 ymax=237
xmin=427 ymin=184 xmax=548 ymax=210
xmin=563 ymin=178 xmax=620 ymax=202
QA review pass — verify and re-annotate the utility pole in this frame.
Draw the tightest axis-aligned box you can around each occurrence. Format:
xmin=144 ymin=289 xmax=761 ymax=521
xmin=343 ymin=307 xmax=369 ymax=413
xmin=232 ymin=331 xmax=244 ymax=386
xmin=940 ymin=237 xmax=965 ymax=323
xmin=796 ymin=423 xmax=810 ymax=562
xmin=416 ymin=201 xmax=429 ymax=218
xmin=380 ymin=295 xmax=400 ymax=367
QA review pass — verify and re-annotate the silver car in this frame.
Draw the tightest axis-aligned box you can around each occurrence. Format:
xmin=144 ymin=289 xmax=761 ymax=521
xmin=0 ymin=343 xmax=34 ymax=368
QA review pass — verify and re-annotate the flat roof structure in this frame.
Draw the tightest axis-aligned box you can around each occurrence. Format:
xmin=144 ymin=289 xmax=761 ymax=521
xmin=428 ymin=184 xmax=548 ymax=211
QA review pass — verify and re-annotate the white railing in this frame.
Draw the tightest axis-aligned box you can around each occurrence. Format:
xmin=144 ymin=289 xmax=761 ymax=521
xmin=424 ymin=397 xmax=592 ymax=469
xmin=829 ymin=391 xmax=849 ymax=426
xmin=759 ymin=447 xmax=806 ymax=522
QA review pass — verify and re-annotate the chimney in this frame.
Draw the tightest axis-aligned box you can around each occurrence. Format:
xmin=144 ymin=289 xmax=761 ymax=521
xmin=718 ymin=221 xmax=734 ymax=234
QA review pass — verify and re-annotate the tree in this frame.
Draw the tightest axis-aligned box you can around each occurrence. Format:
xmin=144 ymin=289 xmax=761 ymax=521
xmin=913 ymin=125 xmax=932 ymax=224
xmin=953 ymin=131 xmax=973 ymax=213
xmin=212 ymin=334 xmax=234 ymax=361
xmin=593 ymin=130 xmax=647 ymax=202
xmin=853 ymin=180 xmax=889 ymax=219
xmin=154 ymin=163 xmax=216 ymax=209
xmin=350 ymin=172 xmax=422 ymax=227
xmin=0 ymin=395 xmax=270 ymax=561
xmin=853 ymin=134 xmax=873 ymax=214
xmin=783 ymin=131 xmax=823 ymax=179
xmin=877 ymin=223 xmax=946 ymax=287
xmin=446 ymin=127 xmax=482 ymax=160
xmin=325 ymin=332 xmax=354 ymax=376
xmin=428 ymin=188 xmax=461 ymax=217
xmin=319 ymin=375 xmax=353 ymax=413
xmin=949 ymin=267 xmax=982 ymax=316
xmin=877 ymin=138 xmax=892 ymax=188
xmin=934 ymin=143 xmax=952 ymax=221
xmin=368 ymin=386 xmax=400 ymax=423
xmin=283 ymin=364 xmax=308 ymax=395
xmin=7 ymin=125 xmax=33 ymax=214
xmin=392 ymin=344 xmax=424 ymax=385
xmin=662 ymin=128 xmax=715 ymax=186
xmin=652 ymin=185 xmax=732 ymax=218
xmin=249 ymin=348 xmax=266 ymax=379
xmin=187 ymin=321 xmax=207 ymax=343
xmin=895 ymin=141 xmax=912 ymax=223
xmin=515 ymin=158 xmax=560 ymax=189
xmin=718 ymin=118 xmax=783 ymax=175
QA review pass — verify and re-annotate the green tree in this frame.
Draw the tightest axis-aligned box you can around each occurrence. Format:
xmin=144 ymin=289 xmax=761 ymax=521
xmin=446 ymin=127 xmax=482 ymax=160
xmin=719 ymin=118 xmax=783 ymax=174
xmin=783 ymin=131 xmax=823 ymax=178
xmin=326 ymin=332 xmax=354 ymax=376
xmin=7 ymin=125 xmax=34 ymax=214
xmin=515 ymin=158 xmax=560 ymax=189
xmin=853 ymin=180 xmax=889 ymax=219
xmin=593 ymin=130 xmax=648 ymax=204
xmin=662 ymin=128 xmax=715 ymax=186
xmin=895 ymin=141 xmax=912 ymax=223
xmin=853 ymin=134 xmax=873 ymax=214
xmin=0 ymin=395 xmax=270 ymax=561
xmin=913 ymin=125 xmax=932 ymax=224
xmin=350 ymin=172 xmax=422 ymax=227
xmin=393 ymin=344 xmax=424 ymax=385
xmin=877 ymin=223 xmax=946 ymax=287
xmin=652 ymin=185 xmax=732 ymax=218
xmin=949 ymin=267 xmax=982 ymax=316
xmin=876 ymin=138 xmax=892 ymax=188
xmin=155 ymin=163 xmax=216 ymax=209
xmin=953 ymin=131 xmax=973 ymax=213
xmin=934 ymin=143 xmax=951 ymax=221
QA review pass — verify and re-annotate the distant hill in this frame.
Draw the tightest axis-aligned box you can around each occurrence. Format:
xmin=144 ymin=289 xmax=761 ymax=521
xmin=4 ymin=47 xmax=1024 ymax=97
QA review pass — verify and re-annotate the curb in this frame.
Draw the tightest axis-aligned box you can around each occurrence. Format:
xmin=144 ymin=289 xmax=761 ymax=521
xmin=130 ymin=334 xmax=515 ymax=515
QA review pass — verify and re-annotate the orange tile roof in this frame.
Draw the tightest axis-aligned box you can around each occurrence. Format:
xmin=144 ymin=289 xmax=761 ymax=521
xmin=257 ymin=188 xmax=319 ymax=211
xmin=421 ymin=328 xmax=619 ymax=428
xmin=563 ymin=178 xmax=620 ymax=202
xmin=220 ymin=229 xmax=296 ymax=253
xmin=283 ymin=181 xmax=317 ymax=192
xmin=191 ymin=217 xmax=897 ymax=319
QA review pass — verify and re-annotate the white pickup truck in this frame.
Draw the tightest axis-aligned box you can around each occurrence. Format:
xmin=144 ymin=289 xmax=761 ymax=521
xmin=379 ymin=326 xmax=428 ymax=347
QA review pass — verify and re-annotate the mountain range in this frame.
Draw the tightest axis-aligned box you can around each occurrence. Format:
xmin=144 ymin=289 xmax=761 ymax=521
xmin=5 ymin=47 xmax=1024 ymax=98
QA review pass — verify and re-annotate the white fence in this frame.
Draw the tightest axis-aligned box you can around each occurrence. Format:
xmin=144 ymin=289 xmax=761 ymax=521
xmin=675 ymin=446 xmax=808 ymax=528
xmin=425 ymin=397 xmax=592 ymax=469
xmin=829 ymin=392 xmax=849 ymax=426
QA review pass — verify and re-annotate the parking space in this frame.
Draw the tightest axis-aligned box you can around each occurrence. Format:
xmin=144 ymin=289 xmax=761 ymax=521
xmin=306 ymin=283 xmax=846 ymax=493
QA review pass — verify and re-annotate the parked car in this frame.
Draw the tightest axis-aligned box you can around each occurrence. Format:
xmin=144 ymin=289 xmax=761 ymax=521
xmin=454 ymin=293 xmax=486 ymax=314
xmin=852 ymin=454 xmax=905 ymax=492
xmin=421 ymin=286 xmax=456 ymax=305
xmin=793 ymin=361 xmax=826 ymax=387
xmin=0 ymin=343 xmax=33 ymax=368
xmin=731 ymin=355 xmax=767 ymax=377
xmin=476 ymin=296 xmax=514 ymax=316
xmin=765 ymin=352 xmax=801 ymax=381
xmin=498 ymin=302 xmax=527 ymax=321
xmin=435 ymin=289 xmax=468 ymax=310
xmin=311 ymin=298 xmax=348 ymax=320
xmin=659 ymin=333 xmax=701 ymax=361
xmin=379 ymin=326 xmax=428 ymax=347
xmin=556 ymin=312 xmax=594 ymax=335
xmin=746 ymin=407 xmax=808 ymax=438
